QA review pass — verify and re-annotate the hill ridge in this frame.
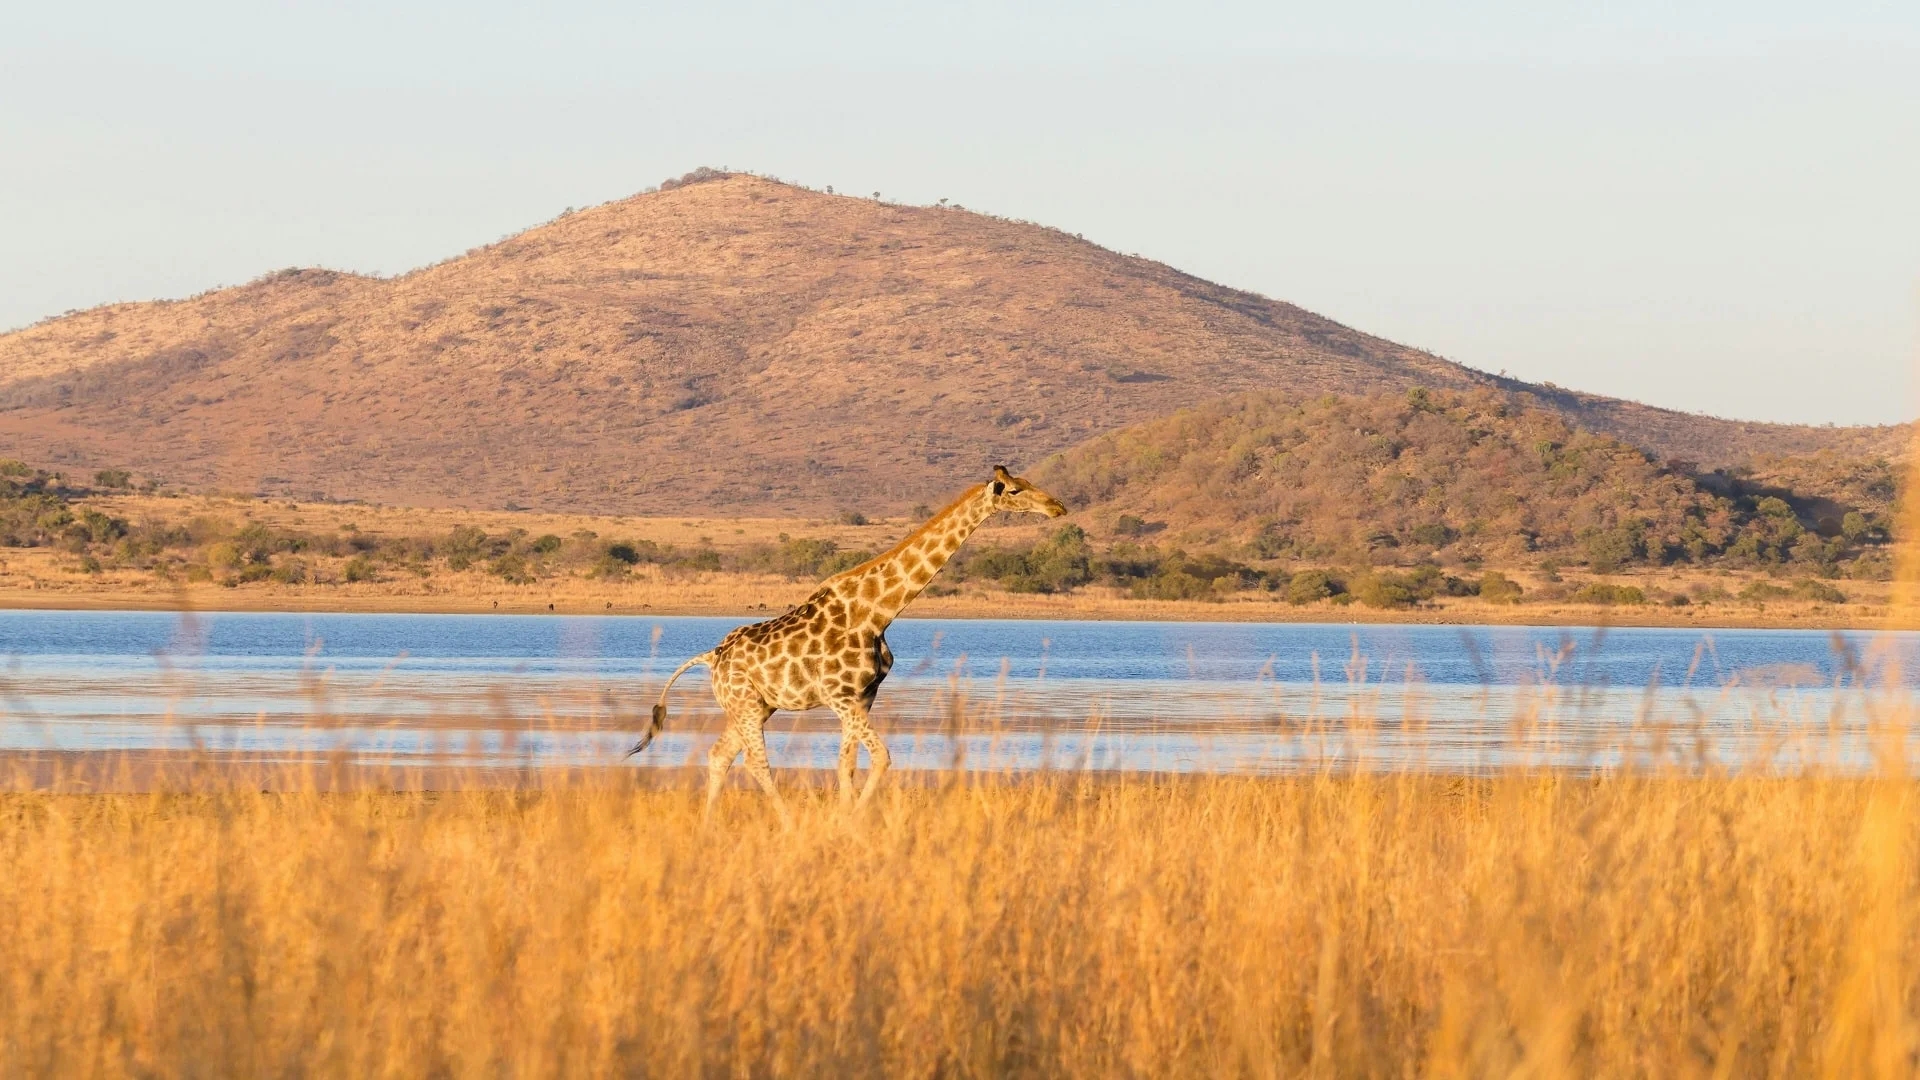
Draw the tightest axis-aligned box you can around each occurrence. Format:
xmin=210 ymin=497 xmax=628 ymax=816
xmin=0 ymin=173 xmax=1901 ymax=514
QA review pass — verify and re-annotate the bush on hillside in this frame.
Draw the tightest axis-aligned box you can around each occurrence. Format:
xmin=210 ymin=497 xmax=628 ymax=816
xmin=658 ymin=166 xmax=731 ymax=190
xmin=1570 ymin=583 xmax=1647 ymax=606
xmin=1478 ymin=571 xmax=1524 ymax=604
xmin=959 ymin=526 xmax=1094 ymax=594
xmin=1739 ymin=579 xmax=1846 ymax=604
xmin=1285 ymin=568 xmax=1342 ymax=605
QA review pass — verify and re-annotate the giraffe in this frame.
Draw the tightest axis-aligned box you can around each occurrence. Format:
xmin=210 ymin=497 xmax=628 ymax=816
xmin=626 ymin=465 xmax=1068 ymax=820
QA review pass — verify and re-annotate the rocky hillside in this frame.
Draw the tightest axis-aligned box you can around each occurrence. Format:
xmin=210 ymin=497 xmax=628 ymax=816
xmin=0 ymin=171 xmax=1902 ymax=514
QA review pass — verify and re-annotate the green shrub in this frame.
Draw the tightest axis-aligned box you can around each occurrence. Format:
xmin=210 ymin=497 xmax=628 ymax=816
xmin=1285 ymin=569 xmax=1339 ymax=605
xmin=1478 ymin=571 xmax=1524 ymax=604
xmin=605 ymin=540 xmax=659 ymax=566
xmin=961 ymin=526 xmax=1095 ymax=594
xmin=1570 ymin=583 xmax=1647 ymax=605
xmin=773 ymin=537 xmax=843 ymax=578
xmin=1131 ymin=568 xmax=1217 ymax=601
xmin=819 ymin=549 xmax=874 ymax=576
xmin=74 ymin=508 xmax=127 ymax=545
xmin=1846 ymin=552 xmax=1893 ymax=581
xmin=1019 ymin=525 xmax=1093 ymax=593
xmin=1740 ymin=579 xmax=1846 ymax=604
xmin=1251 ymin=523 xmax=1294 ymax=559
xmin=442 ymin=525 xmax=489 ymax=570
xmin=489 ymin=553 xmax=535 ymax=585
xmin=1793 ymin=579 xmax=1846 ymax=603
xmin=1583 ymin=523 xmax=1646 ymax=574
xmin=669 ymin=549 xmax=722 ymax=574
xmin=1348 ymin=565 xmax=1466 ymax=608
xmin=1353 ymin=571 xmax=1419 ymax=609
xmin=343 ymin=556 xmax=376 ymax=583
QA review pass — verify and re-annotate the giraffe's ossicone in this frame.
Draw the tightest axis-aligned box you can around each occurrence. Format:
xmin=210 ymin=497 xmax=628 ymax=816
xmin=628 ymin=465 xmax=1068 ymax=820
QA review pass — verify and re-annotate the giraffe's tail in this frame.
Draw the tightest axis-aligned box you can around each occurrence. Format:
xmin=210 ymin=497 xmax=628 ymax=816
xmin=625 ymin=650 xmax=717 ymax=757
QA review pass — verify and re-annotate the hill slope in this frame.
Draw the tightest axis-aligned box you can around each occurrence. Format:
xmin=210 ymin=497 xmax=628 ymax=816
xmin=1035 ymin=387 xmax=1897 ymax=576
xmin=0 ymin=172 xmax=1901 ymax=514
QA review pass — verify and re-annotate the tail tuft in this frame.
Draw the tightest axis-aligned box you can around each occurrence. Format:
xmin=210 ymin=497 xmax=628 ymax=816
xmin=625 ymin=652 xmax=710 ymax=761
xmin=625 ymin=702 xmax=669 ymax=758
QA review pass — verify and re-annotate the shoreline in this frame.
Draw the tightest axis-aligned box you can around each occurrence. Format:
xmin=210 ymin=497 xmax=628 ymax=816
xmin=0 ymin=585 xmax=1890 ymax=631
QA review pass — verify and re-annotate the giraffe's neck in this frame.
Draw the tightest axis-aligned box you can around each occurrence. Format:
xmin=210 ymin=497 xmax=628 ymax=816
xmin=841 ymin=486 xmax=996 ymax=628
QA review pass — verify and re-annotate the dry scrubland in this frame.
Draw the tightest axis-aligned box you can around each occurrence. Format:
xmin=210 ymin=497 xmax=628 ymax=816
xmin=0 ymin=488 xmax=1891 ymax=628
xmin=2 ymin=373 xmax=1904 ymax=629
xmin=5 ymin=762 xmax=1920 ymax=1075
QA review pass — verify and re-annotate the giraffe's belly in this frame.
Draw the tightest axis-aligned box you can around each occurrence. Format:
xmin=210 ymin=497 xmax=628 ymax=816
xmin=761 ymin=680 xmax=823 ymax=712
xmin=717 ymin=623 xmax=889 ymax=713
xmin=755 ymin=667 xmax=884 ymax=712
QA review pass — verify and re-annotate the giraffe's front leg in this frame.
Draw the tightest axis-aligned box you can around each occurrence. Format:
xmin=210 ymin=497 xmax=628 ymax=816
xmin=836 ymin=731 xmax=860 ymax=808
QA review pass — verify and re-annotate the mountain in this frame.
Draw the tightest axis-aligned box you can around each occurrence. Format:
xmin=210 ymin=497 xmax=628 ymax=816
xmin=0 ymin=171 xmax=1902 ymax=515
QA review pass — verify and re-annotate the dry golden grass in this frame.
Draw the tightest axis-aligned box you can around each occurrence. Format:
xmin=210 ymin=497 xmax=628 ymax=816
xmin=4 ymin=757 xmax=1920 ymax=1076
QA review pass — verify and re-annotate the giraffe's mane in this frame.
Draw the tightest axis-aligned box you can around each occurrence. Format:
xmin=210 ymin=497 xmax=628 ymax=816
xmin=821 ymin=484 xmax=986 ymax=587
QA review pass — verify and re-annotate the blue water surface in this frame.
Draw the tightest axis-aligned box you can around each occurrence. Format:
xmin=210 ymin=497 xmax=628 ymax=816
xmin=1 ymin=610 xmax=1914 ymax=773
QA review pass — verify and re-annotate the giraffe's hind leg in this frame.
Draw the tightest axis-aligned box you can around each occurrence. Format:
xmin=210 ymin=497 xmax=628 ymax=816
xmin=708 ymin=673 xmax=785 ymax=826
xmin=830 ymin=698 xmax=891 ymax=810
xmin=734 ymin=711 xmax=793 ymax=829
xmin=704 ymin=725 xmax=743 ymax=819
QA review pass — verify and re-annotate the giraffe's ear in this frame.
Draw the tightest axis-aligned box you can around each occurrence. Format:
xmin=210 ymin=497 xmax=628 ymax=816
xmin=992 ymin=465 xmax=1014 ymax=483
xmin=988 ymin=479 xmax=1005 ymax=496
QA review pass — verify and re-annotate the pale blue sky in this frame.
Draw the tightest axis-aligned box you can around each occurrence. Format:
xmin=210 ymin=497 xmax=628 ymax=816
xmin=3 ymin=2 xmax=1917 ymax=424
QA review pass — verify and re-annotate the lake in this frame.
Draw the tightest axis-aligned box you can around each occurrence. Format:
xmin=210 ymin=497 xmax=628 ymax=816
xmin=2 ymin=609 xmax=1914 ymax=775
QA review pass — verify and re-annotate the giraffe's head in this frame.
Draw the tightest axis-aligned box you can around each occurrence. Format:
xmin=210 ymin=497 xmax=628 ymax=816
xmin=984 ymin=465 xmax=1068 ymax=518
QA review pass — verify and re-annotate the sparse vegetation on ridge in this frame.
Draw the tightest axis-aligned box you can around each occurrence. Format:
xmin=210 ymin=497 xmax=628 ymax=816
xmin=0 ymin=445 xmax=1891 ymax=620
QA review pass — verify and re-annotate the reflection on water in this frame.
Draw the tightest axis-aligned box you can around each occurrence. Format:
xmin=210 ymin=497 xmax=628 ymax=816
xmin=2 ymin=610 xmax=1917 ymax=775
